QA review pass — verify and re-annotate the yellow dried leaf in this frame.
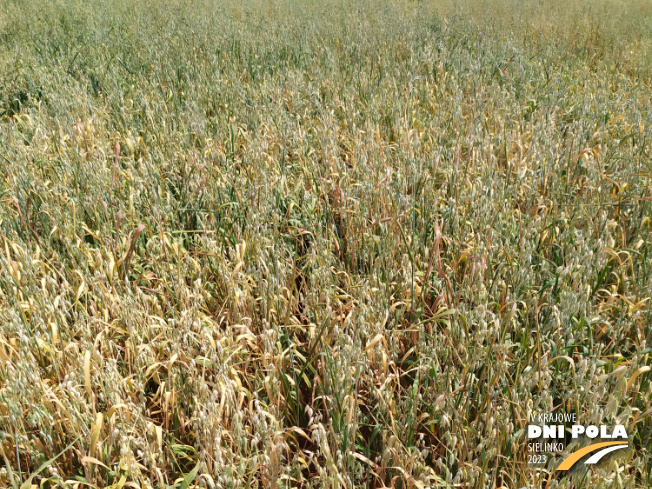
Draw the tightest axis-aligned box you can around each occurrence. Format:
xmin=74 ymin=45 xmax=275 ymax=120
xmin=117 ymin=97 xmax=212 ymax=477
xmin=84 ymin=350 xmax=92 ymax=396
xmin=90 ymin=413 xmax=103 ymax=457
xmin=364 ymin=333 xmax=385 ymax=352
xmin=81 ymin=456 xmax=108 ymax=470
xmin=627 ymin=366 xmax=651 ymax=391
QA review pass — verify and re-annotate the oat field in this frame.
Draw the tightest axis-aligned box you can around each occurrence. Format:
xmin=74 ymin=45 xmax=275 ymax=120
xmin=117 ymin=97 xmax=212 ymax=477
xmin=1 ymin=0 xmax=651 ymax=487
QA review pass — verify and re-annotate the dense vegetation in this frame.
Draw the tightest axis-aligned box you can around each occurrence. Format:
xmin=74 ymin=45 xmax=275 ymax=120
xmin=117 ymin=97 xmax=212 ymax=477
xmin=1 ymin=0 xmax=651 ymax=487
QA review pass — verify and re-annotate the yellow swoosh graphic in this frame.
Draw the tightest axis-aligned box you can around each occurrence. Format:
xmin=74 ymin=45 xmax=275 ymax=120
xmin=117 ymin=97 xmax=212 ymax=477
xmin=557 ymin=442 xmax=628 ymax=471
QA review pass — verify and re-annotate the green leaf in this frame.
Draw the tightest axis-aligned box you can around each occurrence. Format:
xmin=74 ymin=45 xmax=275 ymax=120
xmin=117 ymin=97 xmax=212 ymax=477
xmin=179 ymin=462 xmax=200 ymax=489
